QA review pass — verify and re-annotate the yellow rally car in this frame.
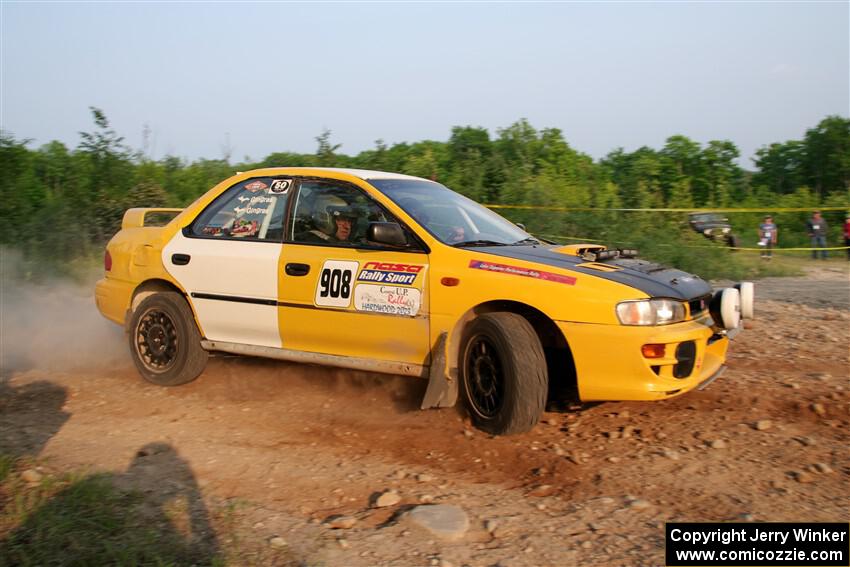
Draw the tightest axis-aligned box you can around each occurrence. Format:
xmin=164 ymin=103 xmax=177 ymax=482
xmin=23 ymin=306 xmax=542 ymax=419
xmin=95 ymin=168 xmax=754 ymax=435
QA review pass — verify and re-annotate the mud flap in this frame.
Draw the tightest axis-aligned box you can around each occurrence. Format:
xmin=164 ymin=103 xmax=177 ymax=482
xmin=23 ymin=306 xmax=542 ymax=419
xmin=420 ymin=332 xmax=457 ymax=409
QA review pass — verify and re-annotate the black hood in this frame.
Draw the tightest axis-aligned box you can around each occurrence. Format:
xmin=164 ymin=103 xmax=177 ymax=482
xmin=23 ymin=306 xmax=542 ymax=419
xmin=469 ymin=245 xmax=712 ymax=300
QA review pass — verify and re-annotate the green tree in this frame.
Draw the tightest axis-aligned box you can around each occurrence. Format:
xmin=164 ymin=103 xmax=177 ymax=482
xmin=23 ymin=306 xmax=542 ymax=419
xmin=751 ymin=141 xmax=806 ymax=195
xmin=315 ymin=129 xmax=342 ymax=167
xmin=802 ymin=115 xmax=850 ymax=198
xmin=702 ymin=140 xmax=742 ymax=206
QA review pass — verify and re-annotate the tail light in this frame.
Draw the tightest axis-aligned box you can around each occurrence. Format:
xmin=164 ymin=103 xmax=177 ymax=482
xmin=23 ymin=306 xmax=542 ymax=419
xmin=104 ymin=250 xmax=113 ymax=271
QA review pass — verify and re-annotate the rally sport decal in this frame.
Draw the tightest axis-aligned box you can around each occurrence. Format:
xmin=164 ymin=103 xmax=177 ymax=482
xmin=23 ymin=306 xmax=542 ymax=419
xmin=357 ymin=262 xmax=424 ymax=286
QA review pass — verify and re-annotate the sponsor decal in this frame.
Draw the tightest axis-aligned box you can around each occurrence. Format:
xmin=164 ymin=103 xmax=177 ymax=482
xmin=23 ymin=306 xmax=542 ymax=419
xmin=244 ymin=180 xmax=268 ymax=192
xmin=354 ymin=284 xmax=421 ymax=317
xmin=357 ymin=261 xmax=425 ymax=286
xmin=270 ymin=179 xmax=291 ymax=194
xmin=469 ymin=259 xmax=576 ymax=286
xmin=230 ymin=219 xmax=258 ymax=238
xmin=315 ymin=260 xmax=358 ymax=308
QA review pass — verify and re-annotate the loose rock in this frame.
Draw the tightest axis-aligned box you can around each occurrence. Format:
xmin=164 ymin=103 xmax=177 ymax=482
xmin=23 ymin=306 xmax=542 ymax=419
xmin=405 ymin=504 xmax=470 ymax=541
xmin=373 ymin=490 xmax=402 ymax=508
xmin=269 ymin=536 xmax=287 ymax=548
xmin=527 ymin=484 xmax=555 ymax=497
xmin=754 ymin=420 xmax=772 ymax=431
xmin=325 ymin=515 xmax=357 ymax=529
xmin=21 ymin=469 xmax=43 ymax=483
xmin=628 ymin=499 xmax=652 ymax=509
xmin=794 ymin=471 xmax=815 ymax=484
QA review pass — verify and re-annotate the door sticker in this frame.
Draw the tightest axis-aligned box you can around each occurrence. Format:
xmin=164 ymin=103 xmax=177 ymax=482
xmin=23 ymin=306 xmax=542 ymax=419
xmin=357 ymin=261 xmax=424 ymax=285
xmin=354 ymin=284 xmax=421 ymax=317
xmin=315 ymin=260 xmax=359 ymax=308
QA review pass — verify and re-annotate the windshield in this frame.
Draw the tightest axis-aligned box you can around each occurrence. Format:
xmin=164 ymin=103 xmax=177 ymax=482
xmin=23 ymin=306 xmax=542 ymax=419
xmin=369 ymin=179 xmax=533 ymax=246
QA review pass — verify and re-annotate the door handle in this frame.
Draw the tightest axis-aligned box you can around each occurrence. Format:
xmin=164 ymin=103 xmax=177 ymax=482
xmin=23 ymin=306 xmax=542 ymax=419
xmin=171 ymin=253 xmax=191 ymax=266
xmin=285 ymin=263 xmax=310 ymax=276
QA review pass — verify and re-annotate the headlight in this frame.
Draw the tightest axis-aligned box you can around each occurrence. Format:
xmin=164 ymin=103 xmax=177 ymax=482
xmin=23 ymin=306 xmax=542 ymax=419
xmin=616 ymin=299 xmax=687 ymax=326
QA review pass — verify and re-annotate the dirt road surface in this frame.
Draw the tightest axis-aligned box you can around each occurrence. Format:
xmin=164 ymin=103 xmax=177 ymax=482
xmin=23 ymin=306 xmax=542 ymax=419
xmin=2 ymin=264 xmax=848 ymax=566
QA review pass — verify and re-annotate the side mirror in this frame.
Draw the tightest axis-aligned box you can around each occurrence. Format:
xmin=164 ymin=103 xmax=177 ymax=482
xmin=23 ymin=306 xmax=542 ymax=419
xmin=516 ymin=223 xmax=526 ymax=231
xmin=367 ymin=222 xmax=407 ymax=247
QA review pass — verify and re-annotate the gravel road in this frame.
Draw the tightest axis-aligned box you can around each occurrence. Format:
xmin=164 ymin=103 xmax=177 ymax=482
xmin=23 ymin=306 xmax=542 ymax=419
xmin=2 ymin=264 xmax=848 ymax=566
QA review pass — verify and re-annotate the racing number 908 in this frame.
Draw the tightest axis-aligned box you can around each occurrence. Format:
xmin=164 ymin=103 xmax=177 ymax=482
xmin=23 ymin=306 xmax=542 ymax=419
xmin=319 ymin=268 xmax=352 ymax=299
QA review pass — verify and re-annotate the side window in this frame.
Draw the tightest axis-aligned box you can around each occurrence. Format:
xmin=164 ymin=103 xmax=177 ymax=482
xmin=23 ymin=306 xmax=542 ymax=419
xmin=288 ymin=180 xmax=415 ymax=248
xmin=190 ymin=177 xmax=291 ymax=241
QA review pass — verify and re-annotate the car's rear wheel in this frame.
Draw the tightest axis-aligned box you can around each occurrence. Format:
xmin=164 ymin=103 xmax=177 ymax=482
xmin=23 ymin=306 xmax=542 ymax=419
xmin=129 ymin=291 xmax=208 ymax=386
xmin=460 ymin=313 xmax=547 ymax=435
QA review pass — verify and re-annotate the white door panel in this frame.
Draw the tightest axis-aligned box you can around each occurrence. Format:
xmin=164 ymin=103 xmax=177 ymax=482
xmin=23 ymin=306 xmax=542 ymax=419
xmin=163 ymin=230 xmax=281 ymax=347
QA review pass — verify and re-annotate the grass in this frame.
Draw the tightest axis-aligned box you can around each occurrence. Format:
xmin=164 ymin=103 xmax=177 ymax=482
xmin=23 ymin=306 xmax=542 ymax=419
xmin=0 ymin=454 xmax=303 ymax=567
xmin=0 ymin=457 xmax=213 ymax=566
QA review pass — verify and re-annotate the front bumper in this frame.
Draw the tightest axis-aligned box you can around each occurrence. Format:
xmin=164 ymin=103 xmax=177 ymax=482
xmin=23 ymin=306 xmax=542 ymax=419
xmin=557 ymin=318 xmax=729 ymax=401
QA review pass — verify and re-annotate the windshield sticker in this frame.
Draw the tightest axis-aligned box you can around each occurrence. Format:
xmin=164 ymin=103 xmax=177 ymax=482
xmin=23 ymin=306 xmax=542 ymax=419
xmin=230 ymin=219 xmax=258 ymax=238
xmin=357 ymin=262 xmax=425 ymax=286
xmin=469 ymin=259 xmax=576 ymax=286
xmin=244 ymin=180 xmax=268 ymax=193
xmin=242 ymin=194 xmax=273 ymax=205
xmin=354 ymin=284 xmax=421 ymax=317
xmin=315 ymin=260 xmax=359 ymax=308
xmin=270 ymin=179 xmax=292 ymax=194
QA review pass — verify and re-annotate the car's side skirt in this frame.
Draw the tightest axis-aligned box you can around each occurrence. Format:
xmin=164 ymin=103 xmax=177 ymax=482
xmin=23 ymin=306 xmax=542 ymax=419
xmin=200 ymin=340 xmax=429 ymax=378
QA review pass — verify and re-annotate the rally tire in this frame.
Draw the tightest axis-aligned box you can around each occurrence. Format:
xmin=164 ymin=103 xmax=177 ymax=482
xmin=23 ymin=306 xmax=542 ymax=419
xmin=460 ymin=313 xmax=548 ymax=435
xmin=128 ymin=291 xmax=208 ymax=386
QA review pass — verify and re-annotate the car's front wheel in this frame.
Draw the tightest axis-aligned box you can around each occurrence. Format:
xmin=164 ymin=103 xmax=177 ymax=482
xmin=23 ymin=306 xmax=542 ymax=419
xmin=128 ymin=291 xmax=208 ymax=386
xmin=460 ymin=313 xmax=548 ymax=435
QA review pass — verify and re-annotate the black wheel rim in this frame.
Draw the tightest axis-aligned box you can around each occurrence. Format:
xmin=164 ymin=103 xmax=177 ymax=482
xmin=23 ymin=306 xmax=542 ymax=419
xmin=135 ymin=308 xmax=178 ymax=373
xmin=464 ymin=335 xmax=504 ymax=419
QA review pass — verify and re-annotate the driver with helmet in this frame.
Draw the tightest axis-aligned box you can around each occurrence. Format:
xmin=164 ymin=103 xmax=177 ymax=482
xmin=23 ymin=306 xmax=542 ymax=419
xmin=301 ymin=195 xmax=358 ymax=244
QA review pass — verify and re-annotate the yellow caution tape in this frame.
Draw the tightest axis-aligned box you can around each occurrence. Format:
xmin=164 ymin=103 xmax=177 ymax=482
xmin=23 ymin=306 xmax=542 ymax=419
xmin=726 ymin=246 xmax=850 ymax=251
xmin=488 ymin=205 xmax=850 ymax=213
xmin=537 ymin=234 xmax=850 ymax=252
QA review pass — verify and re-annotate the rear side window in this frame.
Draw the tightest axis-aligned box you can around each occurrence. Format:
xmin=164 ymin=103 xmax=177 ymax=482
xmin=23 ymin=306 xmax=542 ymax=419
xmin=190 ymin=178 xmax=291 ymax=241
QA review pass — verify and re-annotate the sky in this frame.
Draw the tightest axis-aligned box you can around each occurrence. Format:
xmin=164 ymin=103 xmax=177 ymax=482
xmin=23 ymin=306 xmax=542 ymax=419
xmin=1 ymin=1 xmax=848 ymax=167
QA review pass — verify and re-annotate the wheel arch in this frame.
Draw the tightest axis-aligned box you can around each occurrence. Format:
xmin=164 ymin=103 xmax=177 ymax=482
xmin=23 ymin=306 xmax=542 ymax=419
xmin=127 ymin=279 xmax=200 ymax=333
xmin=447 ymin=300 xmax=579 ymax=405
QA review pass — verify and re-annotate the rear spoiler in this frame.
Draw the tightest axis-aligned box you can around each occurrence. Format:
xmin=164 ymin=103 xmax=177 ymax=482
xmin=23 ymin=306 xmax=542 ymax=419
xmin=122 ymin=208 xmax=183 ymax=229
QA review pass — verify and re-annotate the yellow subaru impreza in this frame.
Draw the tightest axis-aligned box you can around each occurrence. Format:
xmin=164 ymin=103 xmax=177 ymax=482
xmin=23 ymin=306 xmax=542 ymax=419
xmin=95 ymin=168 xmax=753 ymax=435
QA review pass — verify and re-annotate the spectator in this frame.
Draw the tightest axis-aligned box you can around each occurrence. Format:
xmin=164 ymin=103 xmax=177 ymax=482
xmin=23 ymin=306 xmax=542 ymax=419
xmin=806 ymin=211 xmax=829 ymax=260
xmin=758 ymin=215 xmax=778 ymax=259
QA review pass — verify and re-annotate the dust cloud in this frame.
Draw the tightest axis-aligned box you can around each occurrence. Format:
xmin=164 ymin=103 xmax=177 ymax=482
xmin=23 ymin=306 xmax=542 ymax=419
xmin=1 ymin=252 xmax=128 ymax=376
xmin=198 ymin=357 xmax=427 ymax=412
xmin=0 ymin=249 xmax=426 ymax=411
